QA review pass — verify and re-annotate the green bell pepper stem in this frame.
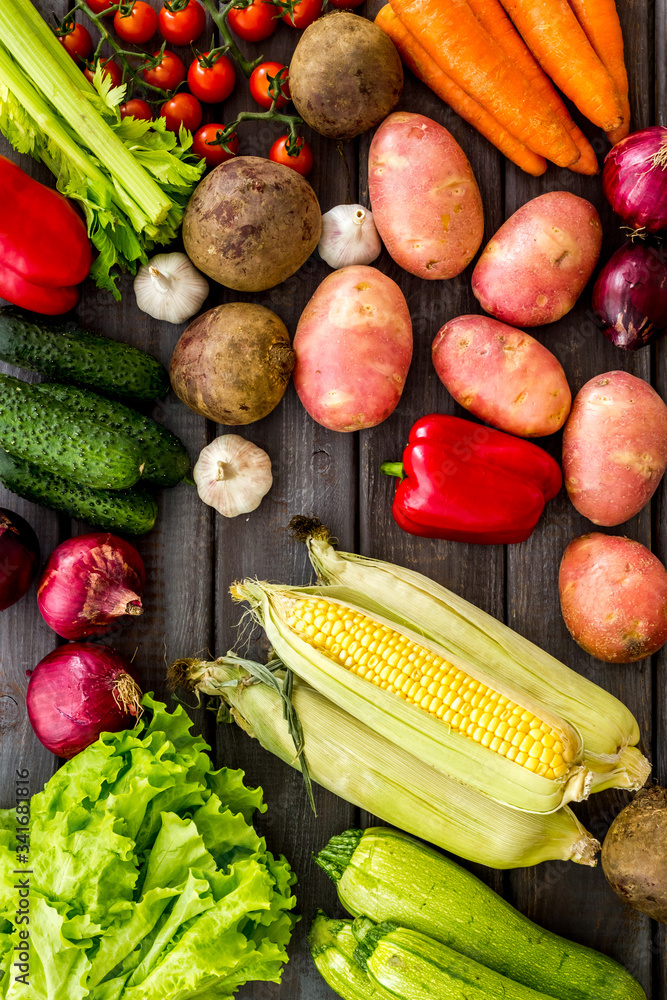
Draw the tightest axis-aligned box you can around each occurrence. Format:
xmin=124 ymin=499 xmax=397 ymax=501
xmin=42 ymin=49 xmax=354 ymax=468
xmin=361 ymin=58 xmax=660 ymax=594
xmin=380 ymin=462 xmax=405 ymax=480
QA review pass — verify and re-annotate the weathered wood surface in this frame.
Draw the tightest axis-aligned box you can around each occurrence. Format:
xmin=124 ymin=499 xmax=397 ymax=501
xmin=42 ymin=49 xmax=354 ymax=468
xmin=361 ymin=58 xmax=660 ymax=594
xmin=0 ymin=0 xmax=665 ymax=996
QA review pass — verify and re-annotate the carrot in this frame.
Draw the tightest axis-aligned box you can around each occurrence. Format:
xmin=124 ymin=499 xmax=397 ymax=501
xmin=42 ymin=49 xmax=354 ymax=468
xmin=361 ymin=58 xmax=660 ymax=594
xmin=568 ymin=0 xmax=630 ymax=143
xmin=498 ymin=0 xmax=623 ymax=131
xmin=387 ymin=0 xmax=580 ymax=167
xmin=374 ymin=6 xmax=547 ymax=176
xmin=466 ymin=0 xmax=598 ymax=174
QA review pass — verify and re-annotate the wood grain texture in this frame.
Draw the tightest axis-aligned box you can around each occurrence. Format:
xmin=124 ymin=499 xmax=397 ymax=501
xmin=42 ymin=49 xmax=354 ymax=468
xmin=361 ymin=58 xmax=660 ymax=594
xmin=0 ymin=0 xmax=664 ymax=996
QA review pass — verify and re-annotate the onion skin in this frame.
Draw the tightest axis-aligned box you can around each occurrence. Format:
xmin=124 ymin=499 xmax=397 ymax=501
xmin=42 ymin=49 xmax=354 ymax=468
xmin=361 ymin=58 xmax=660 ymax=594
xmin=0 ymin=507 xmax=39 ymax=612
xmin=37 ymin=532 xmax=145 ymax=639
xmin=603 ymin=126 xmax=667 ymax=233
xmin=592 ymin=242 xmax=667 ymax=350
xmin=26 ymin=642 xmax=142 ymax=759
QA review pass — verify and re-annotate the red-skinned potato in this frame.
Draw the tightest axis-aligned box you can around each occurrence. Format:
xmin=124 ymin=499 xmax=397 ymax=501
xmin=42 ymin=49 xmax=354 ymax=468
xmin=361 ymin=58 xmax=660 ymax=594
xmin=432 ymin=315 xmax=571 ymax=437
xmin=471 ymin=192 xmax=602 ymax=326
xmin=368 ymin=112 xmax=483 ymax=280
xmin=293 ymin=265 xmax=412 ymax=431
xmin=563 ymin=371 xmax=667 ymax=526
xmin=559 ymin=533 xmax=667 ymax=662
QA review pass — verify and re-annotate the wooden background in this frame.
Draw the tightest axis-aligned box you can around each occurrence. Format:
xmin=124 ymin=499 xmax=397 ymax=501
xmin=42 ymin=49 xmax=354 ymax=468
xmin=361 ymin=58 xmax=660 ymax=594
xmin=1 ymin=0 xmax=665 ymax=995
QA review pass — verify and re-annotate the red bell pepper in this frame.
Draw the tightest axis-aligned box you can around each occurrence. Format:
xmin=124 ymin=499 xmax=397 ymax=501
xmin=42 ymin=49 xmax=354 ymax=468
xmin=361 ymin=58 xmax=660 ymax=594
xmin=382 ymin=414 xmax=562 ymax=545
xmin=0 ymin=156 xmax=91 ymax=314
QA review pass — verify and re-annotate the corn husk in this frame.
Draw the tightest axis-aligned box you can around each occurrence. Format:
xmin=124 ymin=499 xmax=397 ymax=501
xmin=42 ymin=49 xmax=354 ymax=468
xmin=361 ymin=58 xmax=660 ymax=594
xmin=171 ymin=654 xmax=600 ymax=869
xmin=293 ymin=518 xmax=650 ymax=792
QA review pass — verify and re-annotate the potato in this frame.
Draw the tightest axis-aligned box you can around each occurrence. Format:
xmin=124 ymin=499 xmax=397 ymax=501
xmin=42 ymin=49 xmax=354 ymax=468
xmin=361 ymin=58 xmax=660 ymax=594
xmin=432 ymin=315 xmax=570 ymax=436
xmin=602 ymin=787 xmax=667 ymax=924
xmin=293 ymin=265 xmax=412 ymax=431
xmin=559 ymin=532 xmax=667 ymax=662
xmin=368 ymin=113 xmax=483 ymax=280
xmin=563 ymin=371 xmax=667 ymax=526
xmin=471 ymin=192 xmax=602 ymax=326
xmin=182 ymin=156 xmax=321 ymax=292
xmin=289 ymin=13 xmax=403 ymax=140
xmin=170 ymin=303 xmax=294 ymax=425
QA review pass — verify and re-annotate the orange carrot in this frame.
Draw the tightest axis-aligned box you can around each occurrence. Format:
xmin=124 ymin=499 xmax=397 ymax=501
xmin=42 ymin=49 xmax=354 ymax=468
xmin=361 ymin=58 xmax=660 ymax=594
xmin=387 ymin=0 xmax=580 ymax=167
xmin=375 ymin=5 xmax=547 ymax=175
xmin=568 ymin=0 xmax=630 ymax=143
xmin=466 ymin=0 xmax=598 ymax=174
xmin=498 ymin=0 xmax=623 ymax=131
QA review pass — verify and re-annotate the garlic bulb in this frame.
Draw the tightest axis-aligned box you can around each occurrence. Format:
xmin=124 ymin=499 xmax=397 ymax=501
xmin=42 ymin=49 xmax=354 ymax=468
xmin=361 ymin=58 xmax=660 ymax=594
xmin=193 ymin=435 xmax=272 ymax=518
xmin=133 ymin=252 xmax=209 ymax=324
xmin=318 ymin=204 xmax=382 ymax=269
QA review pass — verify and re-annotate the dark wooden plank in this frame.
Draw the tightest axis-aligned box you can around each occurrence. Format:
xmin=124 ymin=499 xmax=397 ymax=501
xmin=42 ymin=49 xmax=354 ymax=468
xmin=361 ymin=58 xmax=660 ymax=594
xmin=505 ymin=1 xmax=656 ymax=993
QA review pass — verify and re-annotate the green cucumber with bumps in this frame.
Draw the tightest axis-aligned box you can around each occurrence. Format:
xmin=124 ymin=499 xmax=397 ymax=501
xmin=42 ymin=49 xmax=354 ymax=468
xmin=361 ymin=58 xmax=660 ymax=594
xmin=0 ymin=375 xmax=146 ymax=489
xmin=34 ymin=382 xmax=190 ymax=487
xmin=0 ymin=450 xmax=157 ymax=535
xmin=315 ymin=828 xmax=646 ymax=1000
xmin=0 ymin=306 xmax=169 ymax=403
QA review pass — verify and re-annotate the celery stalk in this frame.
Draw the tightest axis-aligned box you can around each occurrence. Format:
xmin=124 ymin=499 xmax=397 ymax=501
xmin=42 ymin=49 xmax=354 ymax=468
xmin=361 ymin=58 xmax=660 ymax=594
xmin=0 ymin=0 xmax=171 ymax=226
xmin=12 ymin=0 xmax=95 ymax=94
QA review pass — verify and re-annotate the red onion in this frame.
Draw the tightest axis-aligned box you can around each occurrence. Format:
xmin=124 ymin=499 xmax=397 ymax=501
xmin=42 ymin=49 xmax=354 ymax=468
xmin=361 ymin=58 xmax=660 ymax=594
xmin=0 ymin=508 xmax=39 ymax=611
xmin=592 ymin=242 xmax=667 ymax=350
xmin=603 ymin=127 xmax=667 ymax=233
xmin=37 ymin=532 xmax=145 ymax=639
xmin=26 ymin=642 xmax=142 ymax=758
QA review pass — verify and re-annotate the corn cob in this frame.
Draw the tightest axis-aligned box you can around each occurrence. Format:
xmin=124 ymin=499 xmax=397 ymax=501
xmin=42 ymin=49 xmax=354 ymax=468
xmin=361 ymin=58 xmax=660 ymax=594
xmin=291 ymin=517 xmax=650 ymax=788
xmin=170 ymin=655 xmax=601 ymax=868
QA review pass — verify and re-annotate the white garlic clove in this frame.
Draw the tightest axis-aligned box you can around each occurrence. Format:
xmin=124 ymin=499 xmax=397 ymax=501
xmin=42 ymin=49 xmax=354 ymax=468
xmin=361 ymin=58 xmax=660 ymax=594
xmin=193 ymin=435 xmax=273 ymax=518
xmin=318 ymin=203 xmax=382 ymax=270
xmin=134 ymin=252 xmax=209 ymax=325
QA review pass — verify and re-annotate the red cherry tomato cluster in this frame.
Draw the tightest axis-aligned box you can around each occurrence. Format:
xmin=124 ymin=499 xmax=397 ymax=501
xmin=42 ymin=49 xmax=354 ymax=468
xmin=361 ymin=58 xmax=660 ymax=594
xmin=58 ymin=22 xmax=93 ymax=62
xmin=193 ymin=124 xmax=240 ymax=166
xmin=249 ymin=62 xmax=290 ymax=109
xmin=158 ymin=0 xmax=207 ymax=44
xmin=228 ymin=0 xmax=276 ymax=42
xmin=269 ymin=134 xmax=313 ymax=175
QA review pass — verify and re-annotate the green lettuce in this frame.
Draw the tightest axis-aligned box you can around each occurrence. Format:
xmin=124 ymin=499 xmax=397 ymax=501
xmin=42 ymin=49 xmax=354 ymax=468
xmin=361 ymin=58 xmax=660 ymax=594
xmin=0 ymin=697 xmax=297 ymax=999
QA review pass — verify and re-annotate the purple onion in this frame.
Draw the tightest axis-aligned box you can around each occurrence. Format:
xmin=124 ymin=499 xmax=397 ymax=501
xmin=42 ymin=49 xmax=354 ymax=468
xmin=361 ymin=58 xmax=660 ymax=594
xmin=0 ymin=508 xmax=39 ymax=611
xmin=592 ymin=242 xmax=667 ymax=351
xmin=603 ymin=127 xmax=667 ymax=233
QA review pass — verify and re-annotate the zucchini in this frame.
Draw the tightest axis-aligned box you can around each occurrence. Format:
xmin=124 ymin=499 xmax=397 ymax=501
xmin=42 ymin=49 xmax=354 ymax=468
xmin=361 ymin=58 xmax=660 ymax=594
xmin=0 ymin=450 xmax=157 ymax=535
xmin=309 ymin=914 xmax=383 ymax=1000
xmin=353 ymin=919 xmax=553 ymax=1000
xmin=0 ymin=375 xmax=146 ymax=489
xmin=316 ymin=828 xmax=646 ymax=1000
xmin=0 ymin=306 xmax=169 ymax=403
xmin=35 ymin=383 xmax=190 ymax=487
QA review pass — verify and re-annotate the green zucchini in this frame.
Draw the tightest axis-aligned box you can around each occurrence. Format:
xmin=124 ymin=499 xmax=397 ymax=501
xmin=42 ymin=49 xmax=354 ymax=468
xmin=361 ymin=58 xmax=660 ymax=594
xmin=309 ymin=914 xmax=384 ymax=1000
xmin=0 ymin=375 xmax=146 ymax=489
xmin=316 ymin=828 xmax=646 ymax=1000
xmin=0 ymin=306 xmax=169 ymax=403
xmin=0 ymin=450 xmax=157 ymax=535
xmin=353 ymin=919 xmax=553 ymax=1000
xmin=34 ymin=383 xmax=190 ymax=487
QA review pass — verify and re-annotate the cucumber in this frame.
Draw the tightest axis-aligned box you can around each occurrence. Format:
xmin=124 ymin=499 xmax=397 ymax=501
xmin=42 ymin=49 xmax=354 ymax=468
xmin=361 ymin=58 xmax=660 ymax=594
xmin=354 ymin=920 xmax=553 ymax=1000
xmin=0 ymin=306 xmax=169 ymax=403
xmin=0 ymin=450 xmax=157 ymax=535
xmin=34 ymin=383 xmax=190 ymax=487
xmin=316 ymin=828 xmax=646 ymax=1000
xmin=0 ymin=374 xmax=146 ymax=490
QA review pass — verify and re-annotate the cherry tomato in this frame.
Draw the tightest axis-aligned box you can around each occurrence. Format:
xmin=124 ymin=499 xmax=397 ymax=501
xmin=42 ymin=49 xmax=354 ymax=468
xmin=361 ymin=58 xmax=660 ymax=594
xmin=280 ymin=0 xmax=322 ymax=28
xmin=84 ymin=58 xmax=123 ymax=88
xmin=114 ymin=1 xmax=158 ymax=43
xmin=158 ymin=0 xmax=206 ymax=44
xmin=142 ymin=48 xmax=185 ymax=90
xmin=227 ymin=0 xmax=276 ymax=43
xmin=160 ymin=92 xmax=203 ymax=132
xmin=119 ymin=98 xmax=153 ymax=120
xmin=57 ymin=22 xmax=93 ymax=62
xmin=187 ymin=52 xmax=235 ymax=103
xmin=86 ymin=0 xmax=115 ymax=14
xmin=192 ymin=124 xmax=239 ymax=167
xmin=269 ymin=135 xmax=313 ymax=176
xmin=249 ymin=62 xmax=289 ymax=110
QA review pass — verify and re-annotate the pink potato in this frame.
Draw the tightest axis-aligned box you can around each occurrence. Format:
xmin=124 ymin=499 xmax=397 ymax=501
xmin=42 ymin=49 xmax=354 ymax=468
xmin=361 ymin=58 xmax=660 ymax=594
xmin=293 ymin=265 xmax=412 ymax=432
xmin=471 ymin=192 xmax=602 ymax=326
xmin=563 ymin=371 xmax=667 ymax=526
xmin=559 ymin=532 xmax=667 ymax=662
xmin=432 ymin=315 xmax=571 ymax=437
xmin=368 ymin=112 xmax=483 ymax=280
